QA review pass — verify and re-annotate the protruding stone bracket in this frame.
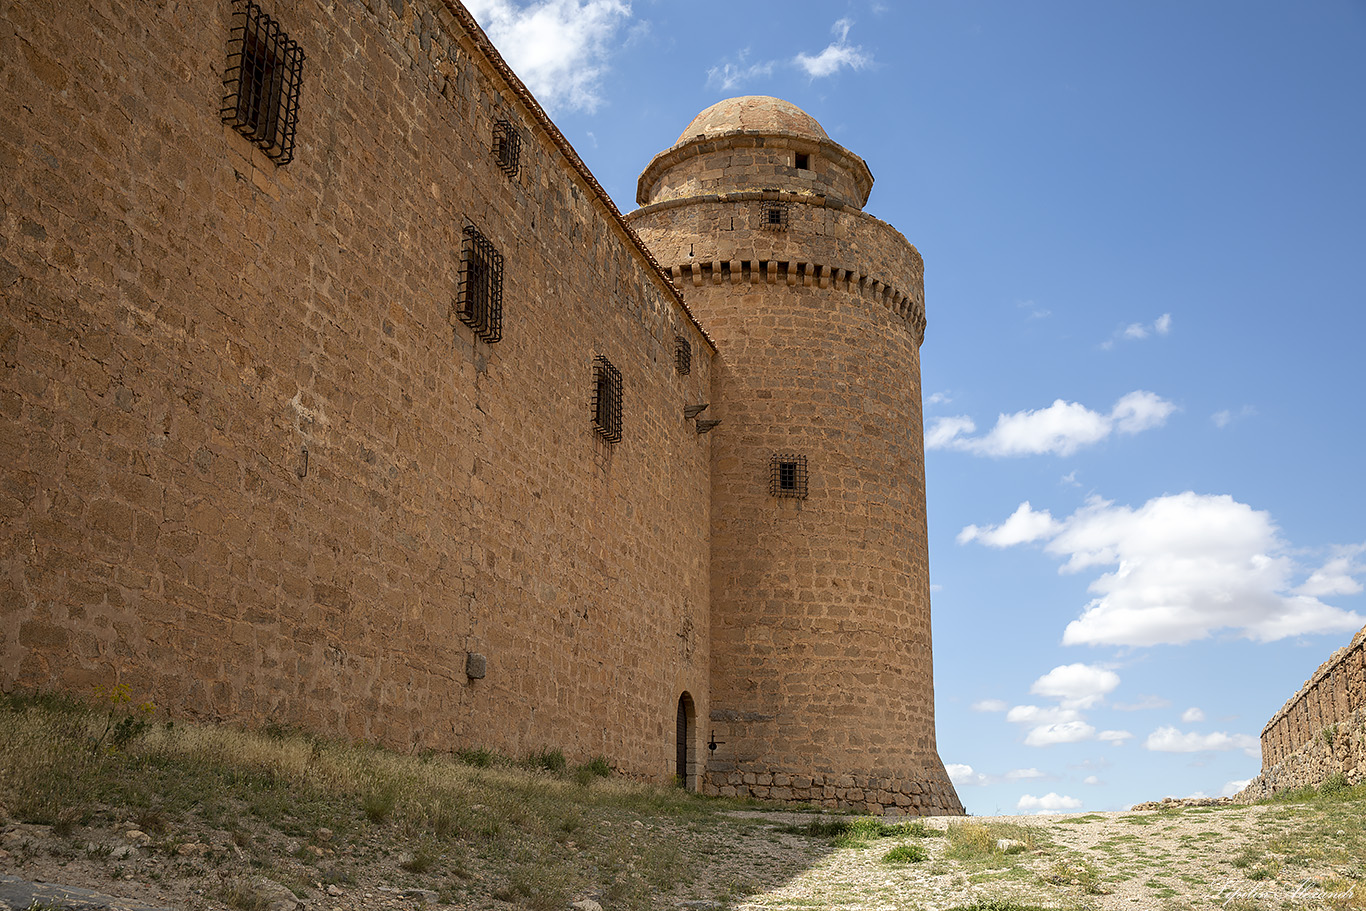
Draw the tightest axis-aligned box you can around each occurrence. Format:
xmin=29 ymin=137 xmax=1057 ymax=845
xmin=683 ymin=403 xmax=709 ymax=419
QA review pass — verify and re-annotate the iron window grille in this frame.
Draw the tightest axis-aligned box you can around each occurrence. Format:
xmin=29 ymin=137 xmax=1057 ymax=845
xmin=675 ymin=335 xmax=691 ymax=375
xmin=457 ymin=225 xmax=504 ymax=343
xmin=592 ymin=356 xmax=623 ymax=443
xmin=493 ymin=120 xmax=521 ymax=178
xmin=770 ymin=454 xmax=808 ymax=499
xmin=222 ymin=0 xmax=305 ymax=164
xmin=758 ymin=202 xmax=789 ymax=231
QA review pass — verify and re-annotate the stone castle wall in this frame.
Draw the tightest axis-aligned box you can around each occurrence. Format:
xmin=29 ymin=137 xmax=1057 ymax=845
xmin=1238 ymin=625 xmax=1366 ymax=800
xmin=0 ymin=0 xmax=713 ymax=781
xmin=630 ymin=189 xmax=962 ymax=815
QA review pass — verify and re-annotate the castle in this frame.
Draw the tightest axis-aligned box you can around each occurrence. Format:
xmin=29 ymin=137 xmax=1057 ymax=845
xmin=0 ymin=0 xmax=963 ymax=815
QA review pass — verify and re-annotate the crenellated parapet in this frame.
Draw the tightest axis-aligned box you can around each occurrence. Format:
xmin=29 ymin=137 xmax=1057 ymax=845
xmin=661 ymin=259 xmax=926 ymax=345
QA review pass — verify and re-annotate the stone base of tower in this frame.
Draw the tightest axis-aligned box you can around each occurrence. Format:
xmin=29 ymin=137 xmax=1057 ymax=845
xmin=701 ymin=767 xmax=965 ymax=816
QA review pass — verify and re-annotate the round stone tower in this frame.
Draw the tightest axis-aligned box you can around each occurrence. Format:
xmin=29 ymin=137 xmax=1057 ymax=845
xmin=627 ymin=97 xmax=963 ymax=815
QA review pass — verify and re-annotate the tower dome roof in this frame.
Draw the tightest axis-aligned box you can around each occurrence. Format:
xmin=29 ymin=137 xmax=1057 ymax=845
xmin=676 ymin=96 xmax=829 ymax=145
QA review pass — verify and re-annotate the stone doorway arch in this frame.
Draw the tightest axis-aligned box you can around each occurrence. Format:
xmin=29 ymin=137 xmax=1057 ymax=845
xmin=676 ymin=691 xmax=696 ymax=790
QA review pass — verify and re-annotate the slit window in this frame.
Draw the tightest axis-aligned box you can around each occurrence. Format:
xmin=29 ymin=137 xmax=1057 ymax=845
xmin=592 ymin=356 xmax=623 ymax=443
xmin=457 ymin=225 xmax=503 ymax=343
xmin=675 ymin=335 xmax=691 ymax=375
xmin=222 ymin=0 xmax=305 ymax=164
xmin=493 ymin=120 xmax=521 ymax=178
xmin=770 ymin=454 xmax=808 ymax=499
xmin=758 ymin=202 xmax=789 ymax=231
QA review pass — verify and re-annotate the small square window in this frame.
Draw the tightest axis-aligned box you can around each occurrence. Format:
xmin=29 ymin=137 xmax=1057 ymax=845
xmin=493 ymin=120 xmax=521 ymax=178
xmin=592 ymin=356 xmax=623 ymax=443
xmin=457 ymin=225 xmax=503 ymax=343
xmin=794 ymin=152 xmax=810 ymax=170
xmin=770 ymin=454 xmax=808 ymax=499
xmin=758 ymin=202 xmax=789 ymax=231
xmin=675 ymin=335 xmax=692 ymax=375
xmin=222 ymin=0 xmax=305 ymax=164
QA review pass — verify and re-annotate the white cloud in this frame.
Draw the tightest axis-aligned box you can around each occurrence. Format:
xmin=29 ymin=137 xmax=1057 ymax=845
xmin=1212 ymin=405 xmax=1257 ymax=429
xmin=1097 ymin=730 xmax=1133 ymax=746
xmin=946 ymin=763 xmax=989 ymax=787
xmin=1221 ymin=778 xmax=1252 ymax=797
xmin=958 ymin=502 xmax=1060 ymax=547
xmin=1024 ymin=721 xmax=1096 ymax=747
xmin=1029 ymin=664 xmax=1120 ymax=710
xmin=926 ymin=415 xmax=976 ymax=449
xmin=1113 ymin=694 xmax=1172 ymax=711
xmin=929 ymin=391 xmax=1175 ymax=458
xmin=464 ymin=0 xmax=632 ymax=113
xmin=1017 ymin=792 xmax=1083 ymax=811
xmin=1296 ymin=547 xmax=1366 ymax=597
xmin=964 ymin=492 xmax=1365 ymax=647
xmin=1181 ymin=707 xmax=1206 ymax=723
xmin=971 ymin=699 xmax=1008 ymax=713
xmin=1007 ymin=705 xmax=1083 ymax=726
xmin=1005 ymin=768 xmax=1046 ymax=780
xmin=1083 ymin=775 xmax=1101 ymax=785
xmin=927 ymin=391 xmax=952 ymax=406
xmin=794 ymin=18 xmax=872 ymax=78
xmin=706 ymin=49 xmax=774 ymax=91
xmin=1144 ymin=726 xmax=1258 ymax=755
xmin=1104 ymin=314 xmax=1173 ymax=348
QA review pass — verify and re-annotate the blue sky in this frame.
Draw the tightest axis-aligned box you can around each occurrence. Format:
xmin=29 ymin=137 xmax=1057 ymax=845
xmin=465 ymin=0 xmax=1366 ymax=814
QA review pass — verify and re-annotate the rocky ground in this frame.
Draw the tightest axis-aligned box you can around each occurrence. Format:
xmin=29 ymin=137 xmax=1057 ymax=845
xmin=2 ymin=798 xmax=1363 ymax=911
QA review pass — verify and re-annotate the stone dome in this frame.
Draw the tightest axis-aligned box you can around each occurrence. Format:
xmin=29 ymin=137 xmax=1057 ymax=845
xmin=676 ymin=96 xmax=829 ymax=145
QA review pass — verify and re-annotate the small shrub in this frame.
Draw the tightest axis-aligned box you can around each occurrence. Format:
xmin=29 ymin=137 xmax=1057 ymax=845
xmin=400 ymin=843 xmax=438 ymax=874
xmin=1321 ymin=724 xmax=1338 ymax=747
xmin=882 ymin=843 xmax=928 ymax=863
xmin=1319 ymin=772 xmax=1350 ymax=797
xmin=577 ymin=756 xmax=612 ymax=778
xmin=454 ymin=747 xmax=496 ymax=768
xmin=362 ymin=787 xmax=396 ymax=824
xmin=525 ymin=748 xmax=566 ymax=774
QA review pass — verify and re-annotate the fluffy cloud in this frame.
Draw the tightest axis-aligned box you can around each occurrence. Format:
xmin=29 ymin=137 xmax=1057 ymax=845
xmin=1030 ymin=664 xmax=1121 ymax=709
xmin=464 ymin=0 xmax=632 ymax=113
xmin=959 ymin=502 xmax=1060 ymax=547
xmin=1221 ymin=778 xmax=1252 ymax=797
xmin=1083 ymin=775 xmax=1101 ymax=785
xmin=1296 ymin=547 xmax=1366 ymax=597
xmin=961 ymin=492 xmax=1365 ymax=647
xmin=795 ymin=18 xmax=871 ymax=78
xmin=1104 ymin=314 xmax=1172 ymax=348
xmin=1097 ymin=730 xmax=1133 ymax=746
xmin=971 ymin=699 xmax=1008 ymax=712
xmin=1007 ymin=705 xmax=1082 ymax=726
xmin=1017 ymin=793 xmax=1083 ymax=811
xmin=946 ymin=763 xmax=989 ymax=787
xmin=1144 ymin=726 xmax=1259 ymax=755
xmin=1006 ymin=768 xmax=1046 ymax=780
xmin=1181 ymin=707 xmax=1206 ymax=723
xmin=927 ymin=391 xmax=1175 ymax=458
xmin=1024 ymin=721 xmax=1097 ymax=747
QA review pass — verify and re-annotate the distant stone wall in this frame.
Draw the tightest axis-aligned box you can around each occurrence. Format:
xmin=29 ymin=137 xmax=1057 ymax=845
xmin=1238 ymin=625 xmax=1366 ymax=800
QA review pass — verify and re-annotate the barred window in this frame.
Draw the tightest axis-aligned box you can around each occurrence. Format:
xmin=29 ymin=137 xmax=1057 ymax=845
xmin=758 ymin=202 xmax=789 ymax=231
xmin=770 ymin=454 xmax=808 ymax=499
xmin=222 ymin=0 xmax=305 ymax=164
xmin=592 ymin=356 xmax=623 ymax=443
xmin=493 ymin=120 xmax=521 ymax=178
xmin=675 ymin=335 xmax=691 ymax=375
xmin=457 ymin=225 xmax=503 ymax=343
